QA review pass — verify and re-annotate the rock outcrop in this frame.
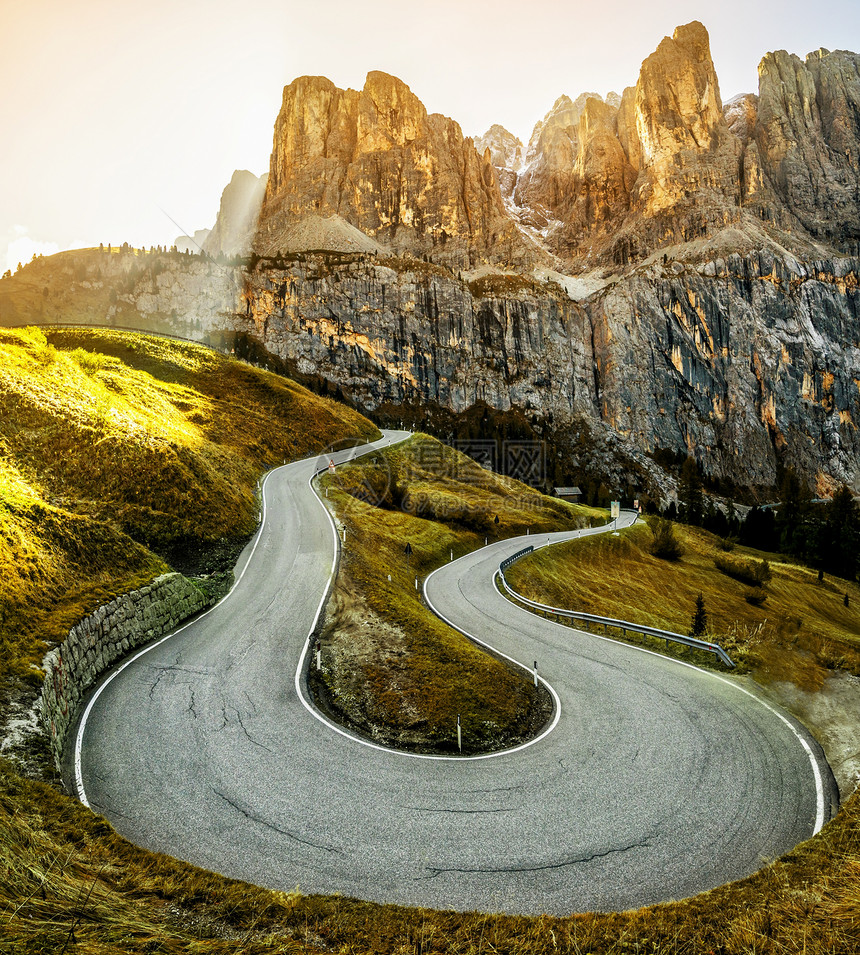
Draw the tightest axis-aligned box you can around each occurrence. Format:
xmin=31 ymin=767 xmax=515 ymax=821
xmin=622 ymin=22 xmax=743 ymax=250
xmin=751 ymin=48 xmax=860 ymax=253
xmin=474 ymin=125 xmax=523 ymax=199
xmin=255 ymin=72 xmax=534 ymax=269
xmin=476 ymin=23 xmax=860 ymax=267
xmin=174 ymin=228 xmax=211 ymax=254
xmin=501 ymin=23 xmax=745 ymax=263
xmin=204 ymin=170 xmax=267 ymax=258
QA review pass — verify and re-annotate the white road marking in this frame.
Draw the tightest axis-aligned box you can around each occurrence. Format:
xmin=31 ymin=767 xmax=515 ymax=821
xmin=501 ymin=531 xmax=829 ymax=835
xmin=75 ymin=443 xmax=827 ymax=838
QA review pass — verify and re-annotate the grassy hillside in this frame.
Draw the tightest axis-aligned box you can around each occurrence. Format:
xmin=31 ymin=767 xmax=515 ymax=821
xmin=505 ymin=519 xmax=860 ymax=685
xmin=2 ymin=326 xmax=859 ymax=953
xmin=314 ymin=435 xmax=606 ymax=753
xmin=0 ymin=325 xmax=378 ymax=699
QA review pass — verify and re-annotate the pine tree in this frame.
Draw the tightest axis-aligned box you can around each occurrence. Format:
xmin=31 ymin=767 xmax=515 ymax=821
xmin=817 ymin=486 xmax=860 ymax=580
xmin=679 ymin=457 xmax=704 ymax=526
xmin=690 ymin=593 xmax=708 ymax=637
xmin=775 ymin=468 xmax=813 ymax=557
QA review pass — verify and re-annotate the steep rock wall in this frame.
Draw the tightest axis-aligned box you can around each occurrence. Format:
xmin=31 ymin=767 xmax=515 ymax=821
xmin=593 ymin=254 xmax=860 ymax=490
xmin=234 ymin=252 xmax=860 ymax=493
xmin=8 ymin=248 xmax=858 ymax=495
xmin=256 ymin=72 xmax=532 ymax=269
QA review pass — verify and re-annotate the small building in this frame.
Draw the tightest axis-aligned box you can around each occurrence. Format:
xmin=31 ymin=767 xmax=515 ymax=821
xmin=555 ymin=486 xmax=582 ymax=503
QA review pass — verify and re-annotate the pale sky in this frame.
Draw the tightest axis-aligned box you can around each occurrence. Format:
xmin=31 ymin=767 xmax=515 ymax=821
xmin=2 ymin=0 xmax=859 ymax=272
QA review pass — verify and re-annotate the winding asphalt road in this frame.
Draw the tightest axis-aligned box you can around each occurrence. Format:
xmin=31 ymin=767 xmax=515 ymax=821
xmin=69 ymin=432 xmax=835 ymax=916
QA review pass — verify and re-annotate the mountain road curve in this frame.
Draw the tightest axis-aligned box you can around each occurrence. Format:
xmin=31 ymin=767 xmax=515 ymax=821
xmin=68 ymin=431 xmax=835 ymax=916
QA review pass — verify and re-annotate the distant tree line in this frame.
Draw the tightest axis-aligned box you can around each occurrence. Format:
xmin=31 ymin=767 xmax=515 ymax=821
xmin=661 ymin=457 xmax=860 ymax=581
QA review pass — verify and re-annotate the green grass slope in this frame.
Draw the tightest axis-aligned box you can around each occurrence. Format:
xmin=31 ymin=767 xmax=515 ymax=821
xmin=0 ymin=325 xmax=378 ymax=697
xmin=505 ymin=519 xmax=860 ymax=685
xmin=315 ymin=434 xmax=606 ymax=752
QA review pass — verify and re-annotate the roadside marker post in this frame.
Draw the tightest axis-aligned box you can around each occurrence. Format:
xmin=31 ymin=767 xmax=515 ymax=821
xmin=315 ymin=648 xmax=321 ymax=670
xmin=457 ymin=714 xmax=462 ymax=753
xmin=533 ymin=661 xmax=538 ymax=687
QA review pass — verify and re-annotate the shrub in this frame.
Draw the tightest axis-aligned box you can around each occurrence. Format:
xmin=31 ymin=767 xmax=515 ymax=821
xmin=70 ymin=348 xmax=107 ymax=374
xmin=648 ymin=517 xmax=684 ymax=560
xmin=714 ymin=553 xmax=771 ymax=587
xmin=745 ymin=586 xmax=768 ymax=606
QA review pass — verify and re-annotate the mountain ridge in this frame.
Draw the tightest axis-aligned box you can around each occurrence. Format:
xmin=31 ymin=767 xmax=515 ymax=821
xmin=205 ymin=22 xmax=860 ymax=272
xmin=3 ymin=19 xmax=859 ymax=499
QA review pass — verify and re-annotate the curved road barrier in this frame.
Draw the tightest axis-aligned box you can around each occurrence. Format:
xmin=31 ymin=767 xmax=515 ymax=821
xmin=495 ymin=530 xmax=736 ymax=668
xmin=72 ymin=441 xmax=836 ymax=916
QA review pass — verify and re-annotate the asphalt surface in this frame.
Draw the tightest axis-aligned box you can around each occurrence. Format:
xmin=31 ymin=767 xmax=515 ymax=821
xmin=69 ymin=433 xmax=835 ymax=916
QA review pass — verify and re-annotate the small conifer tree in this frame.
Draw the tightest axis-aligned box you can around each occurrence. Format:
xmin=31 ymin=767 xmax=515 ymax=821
xmin=690 ymin=592 xmax=707 ymax=637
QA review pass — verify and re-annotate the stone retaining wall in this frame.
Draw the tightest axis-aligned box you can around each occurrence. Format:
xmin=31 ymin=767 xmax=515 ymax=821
xmin=40 ymin=573 xmax=210 ymax=769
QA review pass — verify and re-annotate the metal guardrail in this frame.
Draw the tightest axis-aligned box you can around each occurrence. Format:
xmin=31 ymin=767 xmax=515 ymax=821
xmin=499 ymin=546 xmax=534 ymax=573
xmin=497 ymin=547 xmax=735 ymax=669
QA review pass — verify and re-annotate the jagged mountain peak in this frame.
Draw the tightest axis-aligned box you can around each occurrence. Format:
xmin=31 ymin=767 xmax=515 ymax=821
xmin=202 ymin=20 xmax=860 ymax=270
xmin=203 ymin=170 xmax=267 ymax=258
xmin=255 ymin=71 xmax=533 ymax=268
xmin=474 ymin=125 xmax=524 ymax=172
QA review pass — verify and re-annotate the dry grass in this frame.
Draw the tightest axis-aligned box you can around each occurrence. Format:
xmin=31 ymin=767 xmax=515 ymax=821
xmin=506 ymin=519 xmax=860 ymax=685
xmin=2 ymin=754 xmax=859 ymax=954
xmin=313 ymin=435 xmax=606 ymax=753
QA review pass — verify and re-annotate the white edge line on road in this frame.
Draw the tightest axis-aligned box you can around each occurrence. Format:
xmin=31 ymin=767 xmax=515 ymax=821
xmin=293 ymin=433 xmax=562 ymax=761
xmin=500 ymin=535 xmax=828 ymax=835
xmin=75 ymin=445 xmax=828 ymax=831
xmin=74 ymin=464 xmax=280 ymax=808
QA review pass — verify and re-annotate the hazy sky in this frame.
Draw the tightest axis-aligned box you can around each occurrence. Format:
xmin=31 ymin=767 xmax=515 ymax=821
xmin=3 ymin=0 xmax=859 ymax=271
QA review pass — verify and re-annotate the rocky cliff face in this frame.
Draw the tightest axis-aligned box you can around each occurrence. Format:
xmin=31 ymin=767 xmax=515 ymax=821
xmin=750 ymin=48 xmax=860 ymax=254
xmin=203 ymin=170 xmax=267 ymax=258
xmin=254 ymin=72 xmax=534 ymax=269
xmin=208 ymin=22 xmax=860 ymax=272
xmin=234 ymin=251 xmax=860 ymax=495
xmin=10 ymin=20 xmax=860 ymax=499
xmin=475 ymin=23 xmax=860 ymax=267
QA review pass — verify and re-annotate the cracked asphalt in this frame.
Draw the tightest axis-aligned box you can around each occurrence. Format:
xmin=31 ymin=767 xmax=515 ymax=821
xmin=69 ymin=432 xmax=835 ymax=916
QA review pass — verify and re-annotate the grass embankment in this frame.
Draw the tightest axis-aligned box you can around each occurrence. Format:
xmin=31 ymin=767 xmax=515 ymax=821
xmin=313 ymin=434 xmax=606 ymax=753
xmin=505 ymin=520 xmax=860 ymax=684
xmin=0 ymin=325 xmax=378 ymax=704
